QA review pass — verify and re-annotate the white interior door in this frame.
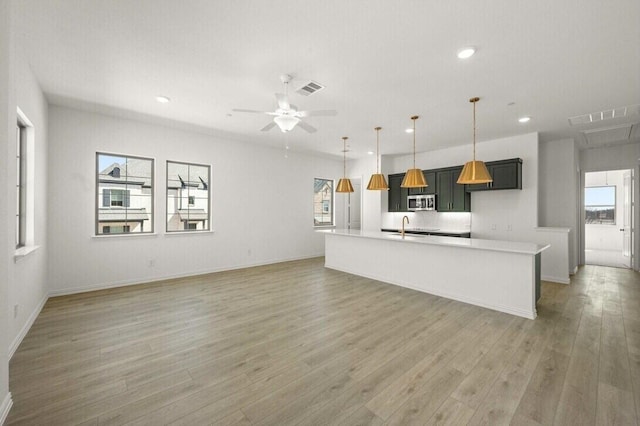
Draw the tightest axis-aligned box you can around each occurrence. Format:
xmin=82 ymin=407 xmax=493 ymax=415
xmin=622 ymin=169 xmax=633 ymax=267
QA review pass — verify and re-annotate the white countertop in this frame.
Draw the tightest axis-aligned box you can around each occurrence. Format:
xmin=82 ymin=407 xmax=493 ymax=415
xmin=321 ymin=229 xmax=549 ymax=255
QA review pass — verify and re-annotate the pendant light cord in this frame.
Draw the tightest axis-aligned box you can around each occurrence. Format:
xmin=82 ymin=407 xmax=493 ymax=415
xmin=342 ymin=137 xmax=348 ymax=177
xmin=411 ymin=116 xmax=418 ymax=169
xmin=375 ymin=127 xmax=381 ymax=173
xmin=470 ymin=97 xmax=480 ymax=161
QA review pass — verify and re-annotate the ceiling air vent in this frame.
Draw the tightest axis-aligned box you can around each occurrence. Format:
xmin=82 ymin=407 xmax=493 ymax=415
xmin=583 ymin=124 xmax=633 ymax=146
xmin=569 ymin=104 xmax=640 ymax=126
xmin=296 ymin=80 xmax=325 ymax=97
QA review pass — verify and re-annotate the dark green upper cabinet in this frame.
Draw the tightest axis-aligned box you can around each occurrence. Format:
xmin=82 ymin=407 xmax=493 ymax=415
xmin=388 ymin=173 xmax=408 ymax=212
xmin=407 ymin=171 xmax=436 ymax=195
xmin=466 ymin=158 xmax=523 ymax=192
xmin=436 ymin=167 xmax=471 ymax=212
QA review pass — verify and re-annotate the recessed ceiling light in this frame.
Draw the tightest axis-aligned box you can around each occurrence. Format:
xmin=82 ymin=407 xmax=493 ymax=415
xmin=518 ymin=116 xmax=531 ymax=123
xmin=367 ymin=151 xmax=374 ymax=155
xmin=155 ymin=96 xmax=171 ymax=103
xmin=405 ymin=128 xmax=414 ymax=133
xmin=457 ymin=47 xmax=476 ymax=59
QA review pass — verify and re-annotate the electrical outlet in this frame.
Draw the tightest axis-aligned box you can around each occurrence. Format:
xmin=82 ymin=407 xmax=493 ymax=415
xmin=13 ymin=304 xmax=19 ymax=318
xmin=491 ymin=224 xmax=496 ymax=230
xmin=247 ymin=249 xmax=252 ymax=256
xmin=148 ymin=259 xmax=155 ymax=267
xmin=507 ymin=224 xmax=513 ymax=231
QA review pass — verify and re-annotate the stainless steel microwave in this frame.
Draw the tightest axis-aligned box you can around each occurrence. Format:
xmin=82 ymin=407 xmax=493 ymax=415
xmin=408 ymin=194 xmax=435 ymax=211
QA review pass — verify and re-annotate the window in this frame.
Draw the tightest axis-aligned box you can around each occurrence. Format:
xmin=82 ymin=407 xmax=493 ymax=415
xmin=96 ymin=153 xmax=154 ymax=235
xmin=585 ymin=186 xmax=616 ymax=225
xmin=166 ymin=161 xmax=211 ymax=232
xmin=16 ymin=120 xmax=26 ymax=248
xmin=314 ymin=178 xmax=334 ymax=226
xmin=103 ymin=189 xmax=130 ymax=207
xmin=103 ymin=225 xmax=130 ymax=234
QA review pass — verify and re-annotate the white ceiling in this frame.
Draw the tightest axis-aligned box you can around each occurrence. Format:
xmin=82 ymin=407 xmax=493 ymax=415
xmin=12 ymin=0 xmax=640 ymax=158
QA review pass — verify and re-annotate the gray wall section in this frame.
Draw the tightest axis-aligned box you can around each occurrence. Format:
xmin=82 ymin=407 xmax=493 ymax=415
xmin=538 ymin=138 xmax=579 ymax=272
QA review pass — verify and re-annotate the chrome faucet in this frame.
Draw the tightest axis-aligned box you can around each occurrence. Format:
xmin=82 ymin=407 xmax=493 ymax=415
xmin=401 ymin=215 xmax=410 ymax=238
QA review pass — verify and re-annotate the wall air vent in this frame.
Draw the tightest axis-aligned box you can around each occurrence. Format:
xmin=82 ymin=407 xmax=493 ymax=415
xmin=569 ymin=104 xmax=640 ymax=126
xmin=296 ymin=80 xmax=325 ymax=96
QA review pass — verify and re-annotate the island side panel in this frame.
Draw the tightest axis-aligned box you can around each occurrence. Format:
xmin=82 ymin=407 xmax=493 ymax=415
xmin=324 ymin=233 xmax=537 ymax=319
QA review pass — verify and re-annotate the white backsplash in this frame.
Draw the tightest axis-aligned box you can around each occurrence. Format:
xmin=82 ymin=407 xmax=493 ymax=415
xmin=381 ymin=211 xmax=471 ymax=231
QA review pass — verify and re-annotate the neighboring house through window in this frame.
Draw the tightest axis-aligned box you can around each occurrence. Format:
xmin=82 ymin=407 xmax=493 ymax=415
xmin=166 ymin=161 xmax=211 ymax=232
xmin=96 ymin=153 xmax=154 ymax=235
xmin=314 ymin=178 xmax=334 ymax=226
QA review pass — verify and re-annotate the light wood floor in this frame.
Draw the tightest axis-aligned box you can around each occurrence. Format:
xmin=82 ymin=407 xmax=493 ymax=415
xmin=6 ymin=257 xmax=640 ymax=425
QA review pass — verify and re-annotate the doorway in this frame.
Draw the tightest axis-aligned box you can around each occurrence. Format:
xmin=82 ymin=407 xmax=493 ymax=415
xmin=584 ymin=169 xmax=634 ymax=268
xmin=346 ymin=178 xmax=361 ymax=230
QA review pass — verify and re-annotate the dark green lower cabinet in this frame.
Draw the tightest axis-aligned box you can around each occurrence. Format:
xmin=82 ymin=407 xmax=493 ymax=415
xmin=466 ymin=158 xmax=522 ymax=192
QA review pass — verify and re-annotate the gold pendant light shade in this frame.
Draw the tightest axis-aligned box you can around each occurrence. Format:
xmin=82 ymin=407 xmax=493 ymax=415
xmin=367 ymin=173 xmax=388 ymax=190
xmin=402 ymin=168 xmax=428 ymax=187
xmin=401 ymin=116 xmax=428 ymax=188
xmin=458 ymin=160 xmax=492 ymax=183
xmin=337 ymin=178 xmax=355 ymax=192
xmin=367 ymin=127 xmax=389 ymax=190
xmin=336 ymin=136 xmax=354 ymax=193
xmin=457 ymin=97 xmax=493 ymax=184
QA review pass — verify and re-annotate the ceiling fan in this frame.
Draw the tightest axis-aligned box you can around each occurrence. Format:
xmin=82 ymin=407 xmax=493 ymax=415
xmin=232 ymin=74 xmax=337 ymax=133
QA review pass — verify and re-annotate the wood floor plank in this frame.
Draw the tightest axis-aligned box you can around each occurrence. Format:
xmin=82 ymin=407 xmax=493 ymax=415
xmin=5 ymin=258 xmax=640 ymax=425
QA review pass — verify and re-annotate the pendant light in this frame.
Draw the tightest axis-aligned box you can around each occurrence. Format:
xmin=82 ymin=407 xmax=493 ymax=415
xmin=401 ymin=116 xmax=427 ymax=188
xmin=336 ymin=136 xmax=354 ymax=193
xmin=367 ymin=127 xmax=389 ymax=191
xmin=457 ymin=97 xmax=493 ymax=184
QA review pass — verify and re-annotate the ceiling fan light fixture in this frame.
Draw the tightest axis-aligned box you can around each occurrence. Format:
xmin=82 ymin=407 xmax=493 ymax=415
xmin=401 ymin=116 xmax=428 ymax=188
xmin=458 ymin=97 xmax=493 ymax=184
xmin=274 ymin=115 xmax=300 ymax=132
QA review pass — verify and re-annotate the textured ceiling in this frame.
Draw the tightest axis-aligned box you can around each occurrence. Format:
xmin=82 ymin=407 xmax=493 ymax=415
xmin=12 ymin=0 xmax=640 ymax=157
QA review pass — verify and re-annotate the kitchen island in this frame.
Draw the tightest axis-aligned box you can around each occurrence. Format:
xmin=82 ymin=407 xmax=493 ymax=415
xmin=323 ymin=229 xmax=549 ymax=319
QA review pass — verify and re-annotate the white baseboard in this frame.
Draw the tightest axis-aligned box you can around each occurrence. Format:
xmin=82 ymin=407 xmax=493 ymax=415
xmin=49 ymin=254 xmax=324 ymax=297
xmin=0 ymin=393 xmax=12 ymax=425
xmin=9 ymin=294 xmax=48 ymax=359
xmin=542 ymin=275 xmax=570 ymax=284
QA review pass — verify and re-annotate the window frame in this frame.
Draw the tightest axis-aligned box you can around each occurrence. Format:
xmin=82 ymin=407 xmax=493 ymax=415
xmin=166 ymin=160 xmax=211 ymax=233
xmin=95 ymin=152 xmax=155 ymax=236
xmin=16 ymin=120 xmax=26 ymax=248
xmin=585 ymin=185 xmax=616 ymax=225
xmin=314 ymin=178 xmax=335 ymax=227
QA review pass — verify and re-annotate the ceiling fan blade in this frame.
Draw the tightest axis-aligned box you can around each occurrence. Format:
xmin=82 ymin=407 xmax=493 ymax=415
xmin=275 ymin=93 xmax=290 ymax=110
xmin=297 ymin=120 xmax=317 ymax=133
xmin=260 ymin=121 xmax=277 ymax=132
xmin=232 ymin=108 xmax=270 ymax=114
xmin=298 ymin=110 xmax=338 ymax=117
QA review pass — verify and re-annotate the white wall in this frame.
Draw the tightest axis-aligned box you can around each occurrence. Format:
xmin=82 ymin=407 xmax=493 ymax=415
xmin=538 ymin=138 xmax=579 ymax=272
xmin=584 ymin=170 xmax=626 ymax=251
xmin=47 ymin=106 xmax=344 ymax=294
xmin=581 ymin=143 xmax=640 ymax=270
xmin=8 ymin=48 xmax=49 ymax=357
xmin=0 ymin=0 xmax=13 ymax=419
